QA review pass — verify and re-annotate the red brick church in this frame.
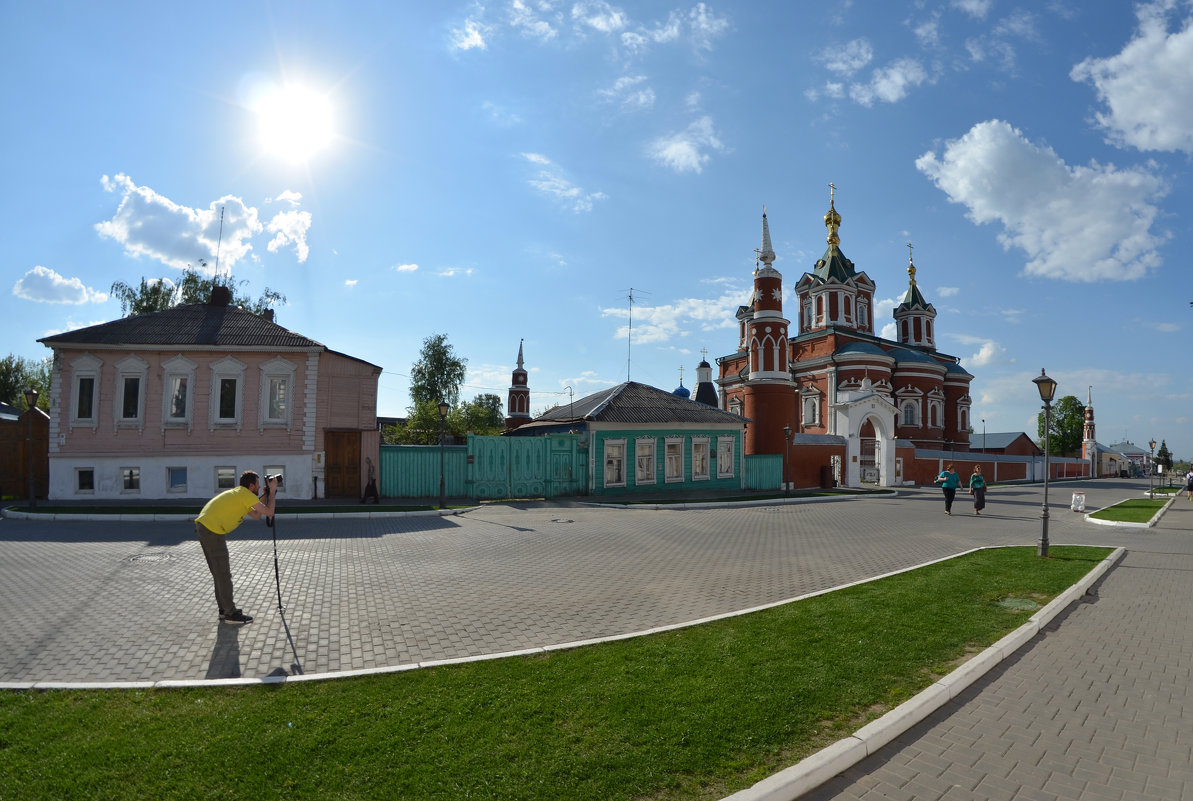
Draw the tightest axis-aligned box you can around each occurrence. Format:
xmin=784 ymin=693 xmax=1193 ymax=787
xmin=716 ymin=189 xmax=974 ymax=487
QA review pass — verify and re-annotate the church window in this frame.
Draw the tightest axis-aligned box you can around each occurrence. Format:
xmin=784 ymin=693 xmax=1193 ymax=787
xmin=804 ymin=397 xmax=819 ymax=426
xmin=902 ymin=402 xmax=917 ymax=427
xmin=844 ymin=295 xmax=852 ymax=324
xmin=858 ymin=302 xmax=868 ymax=330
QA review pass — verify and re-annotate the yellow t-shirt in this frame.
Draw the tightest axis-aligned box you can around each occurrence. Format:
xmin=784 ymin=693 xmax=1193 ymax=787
xmin=195 ymin=486 xmax=260 ymax=535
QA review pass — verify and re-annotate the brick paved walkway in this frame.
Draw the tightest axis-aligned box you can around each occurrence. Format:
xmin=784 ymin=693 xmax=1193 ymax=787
xmin=803 ymin=494 xmax=1193 ymax=801
xmin=2 ymin=479 xmax=1188 ymax=799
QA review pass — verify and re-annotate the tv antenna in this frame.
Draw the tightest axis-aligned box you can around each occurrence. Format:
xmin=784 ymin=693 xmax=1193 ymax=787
xmin=621 ymin=287 xmax=650 ymax=381
xmin=214 ymin=205 xmax=225 ymax=278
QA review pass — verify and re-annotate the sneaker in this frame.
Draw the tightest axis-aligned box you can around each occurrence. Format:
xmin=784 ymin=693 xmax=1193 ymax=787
xmin=221 ymin=610 xmax=254 ymax=624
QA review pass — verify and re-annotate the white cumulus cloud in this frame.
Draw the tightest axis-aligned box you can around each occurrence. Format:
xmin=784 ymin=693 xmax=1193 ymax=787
xmin=1071 ymin=0 xmax=1193 ymax=154
xmin=96 ymin=174 xmax=265 ymax=273
xmin=522 ymin=153 xmax=607 ymax=212
xmin=916 ymin=120 xmax=1169 ymax=282
xmin=850 ymin=58 xmax=931 ymax=106
xmin=647 ymin=116 xmax=727 ymax=174
xmin=12 ymin=265 xmax=108 ymax=304
xmin=265 ymin=209 xmax=312 ymax=262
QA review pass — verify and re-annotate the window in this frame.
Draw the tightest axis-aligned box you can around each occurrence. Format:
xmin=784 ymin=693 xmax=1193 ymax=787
xmin=259 ymin=357 xmax=297 ymax=428
xmin=902 ymin=402 xmax=917 ymax=426
xmin=114 ymin=355 xmax=148 ymax=428
xmin=219 ymin=379 xmax=237 ymax=419
xmin=803 ymin=396 xmax=819 ymax=427
xmin=77 ymin=377 xmax=95 ymax=420
xmin=665 ymin=438 xmax=684 ymax=482
xmin=603 ymin=440 xmax=626 ymax=487
xmin=167 ymin=467 xmax=187 ymax=493
xmin=635 ymin=438 xmax=656 ymax=485
xmin=717 ymin=438 xmax=735 ymax=478
xmin=162 ymin=355 xmax=197 ymax=427
xmin=76 ymin=468 xmax=95 ymax=493
xmin=69 ymin=354 xmax=102 ymax=428
xmin=121 ymin=467 xmax=141 ymax=492
xmin=215 ymin=467 xmax=236 ymax=490
xmin=209 ymin=357 xmax=246 ymax=428
xmin=692 ymin=438 xmax=710 ymax=481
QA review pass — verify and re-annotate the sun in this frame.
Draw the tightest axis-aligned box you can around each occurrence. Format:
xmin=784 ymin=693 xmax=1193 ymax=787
xmin=255 ymin=83 xmax=334 ymax=163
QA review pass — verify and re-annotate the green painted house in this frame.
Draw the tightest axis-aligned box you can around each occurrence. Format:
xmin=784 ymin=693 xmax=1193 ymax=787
xmin=510 ymin=381 xmax=749 ymax=497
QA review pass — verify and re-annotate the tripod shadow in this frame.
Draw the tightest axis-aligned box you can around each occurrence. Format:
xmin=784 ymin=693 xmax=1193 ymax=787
xmin=205 ymin=623 xmax=241 ymax=679
xmin=277 ymin=606 xmax=304 ymax=677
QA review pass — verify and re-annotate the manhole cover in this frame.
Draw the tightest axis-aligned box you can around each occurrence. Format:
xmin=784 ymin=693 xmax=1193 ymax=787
xmin=127 ymin=553 xmax=173 ymax=563
xmin=997 ymin=597 xmax=1039 ymax=611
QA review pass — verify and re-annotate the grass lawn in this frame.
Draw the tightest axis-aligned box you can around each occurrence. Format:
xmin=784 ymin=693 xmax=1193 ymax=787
xmin=0 ymin=546 xmax=1109 ymax=801
xmin=1088 ymin=497 xmax=1168 ymax=523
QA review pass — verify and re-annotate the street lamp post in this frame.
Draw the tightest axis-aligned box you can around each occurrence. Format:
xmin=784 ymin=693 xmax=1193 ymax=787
xmin=438 ymin=401 xmax=450 ymax=509
xmin=1148 ymin=438 xmax=1156 ymax=499
xmin=1033 ymin=369 xmax=1057 ymax=558
xmin=24 ymin=387 xmax=39 ymax=509
xmin=982 ymin=417 xmax=986 ymax=453
xmin=782 ymin=425 xmax=793 ymax=497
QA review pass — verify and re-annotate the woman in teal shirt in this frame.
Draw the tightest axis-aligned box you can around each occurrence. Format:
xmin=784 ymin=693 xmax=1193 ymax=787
xmin=933 ymin=464 xmax=960 ymax=515
xmin=968 ymin=465 xmax=987 ymax=515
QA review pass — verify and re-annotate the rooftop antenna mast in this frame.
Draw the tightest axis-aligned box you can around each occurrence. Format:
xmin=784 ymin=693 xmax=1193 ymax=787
xmin=622 ymin=287 xmax=650 ymax=382
xmin=214 ymin=205 xmax=225 ymax=282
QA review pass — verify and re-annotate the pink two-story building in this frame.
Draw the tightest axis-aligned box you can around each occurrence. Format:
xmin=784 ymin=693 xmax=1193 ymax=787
xmin=37 ymin=287 xmax=380 ymax=501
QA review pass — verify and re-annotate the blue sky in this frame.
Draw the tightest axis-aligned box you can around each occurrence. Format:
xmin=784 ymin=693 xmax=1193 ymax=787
xmin=4 ymin=1 xmax=1192 ymax=460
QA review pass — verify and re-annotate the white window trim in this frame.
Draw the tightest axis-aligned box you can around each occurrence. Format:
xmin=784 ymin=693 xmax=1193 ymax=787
xmin=68 ymin=353 xmax=102 ymax=431
xmin=692 ymin=437 xmax=711 ymax=481
xmin=634 ymin=437 xmax=656 ymax=485
xmin=113 ymin=355 xmax=149 ymax=432
xmin=665 ymin=436 xmax=684 ymax=483
xmin=716 ymin=437 xmax=735 ymax=479
xmin=161 ymin=355 xmax=198 ymax=432
xmin=209 ymin=356 xmax=247 ymax=431
xmin=603 ymin=439 xmax=626 ymax=488
xmin=259 ymin=357 xmax=297 ymax=431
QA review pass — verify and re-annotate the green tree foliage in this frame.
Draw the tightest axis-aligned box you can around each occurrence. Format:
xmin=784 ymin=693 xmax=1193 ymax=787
xmin=0 ymin=354 xmax=51 ymax=409
xmin=409 ymin=333 xmax=467 ymax=409
xmin=1037 ymin=395 xmax=1084 ymax=456
xmin=1157 ymin=440 xmax=1173 ymax=472
xmin=384 ymin=393 xmax=506 ymax=445
xmin=110 ymin=262 xmax=286 ymax=318
xmin=460 ymin=393 xmax=505 ymax=435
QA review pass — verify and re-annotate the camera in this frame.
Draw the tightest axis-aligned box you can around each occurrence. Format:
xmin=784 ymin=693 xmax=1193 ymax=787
xmin=262 ymin=474 xmax=283 ymax=498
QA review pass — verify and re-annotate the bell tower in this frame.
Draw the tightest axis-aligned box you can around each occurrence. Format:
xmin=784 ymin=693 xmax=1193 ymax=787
xmin=893 ymin=243 xmax=937 ymax=350
xmin=742 ymin=209 xmax=797 ymax=456
xmin=505 ymin=339 xmax=530 ymax=431
xmin=1082 ymin=386 xmax=1096 ymax=469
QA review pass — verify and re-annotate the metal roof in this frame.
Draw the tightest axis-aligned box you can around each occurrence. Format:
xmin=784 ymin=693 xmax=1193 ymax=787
xmin=38 ymin=303 xmax=325 ymax=350
xmin=535 ymin=381 xmax=749 ymax=425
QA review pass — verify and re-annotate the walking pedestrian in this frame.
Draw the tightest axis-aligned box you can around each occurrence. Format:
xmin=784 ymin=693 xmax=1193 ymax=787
xmin=194 ymin=471 xmax=278 ymax=624
xmin=1185 ymin=467 xmax=1193 ymax=501
xmin=933 ymin=463 xmax=961 ymax=515
xmin=968 ymin=465 xmax=987 ymax=515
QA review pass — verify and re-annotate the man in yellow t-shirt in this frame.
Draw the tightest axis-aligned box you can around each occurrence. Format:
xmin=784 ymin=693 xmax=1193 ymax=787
xmin=195 ymin=471 xmax=277 ymax=624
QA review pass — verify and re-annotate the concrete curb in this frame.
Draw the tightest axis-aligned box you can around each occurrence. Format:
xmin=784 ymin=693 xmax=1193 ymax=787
xmin=718 ymin=545 xmax=1126 ymax=801
xmin=1084 ymin=494 xmax=1175 ymax=528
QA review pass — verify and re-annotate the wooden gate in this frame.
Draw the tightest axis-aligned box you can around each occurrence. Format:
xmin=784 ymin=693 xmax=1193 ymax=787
xmin=324 ymin=430 xmax=361 ymax=498
xmin=468 ymin=434 xmax=585 ymax=500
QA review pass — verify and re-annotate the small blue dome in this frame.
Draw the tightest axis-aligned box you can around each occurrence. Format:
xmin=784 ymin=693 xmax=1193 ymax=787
xmin=673 ymin=381 xmax=691 ymax=399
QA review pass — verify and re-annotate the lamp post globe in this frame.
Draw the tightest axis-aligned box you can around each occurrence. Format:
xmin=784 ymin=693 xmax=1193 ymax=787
xmin=24 ymin=387 xmax=39 ymax=509
xmin=1032 ymin=369 xmax=1057 ymax=558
